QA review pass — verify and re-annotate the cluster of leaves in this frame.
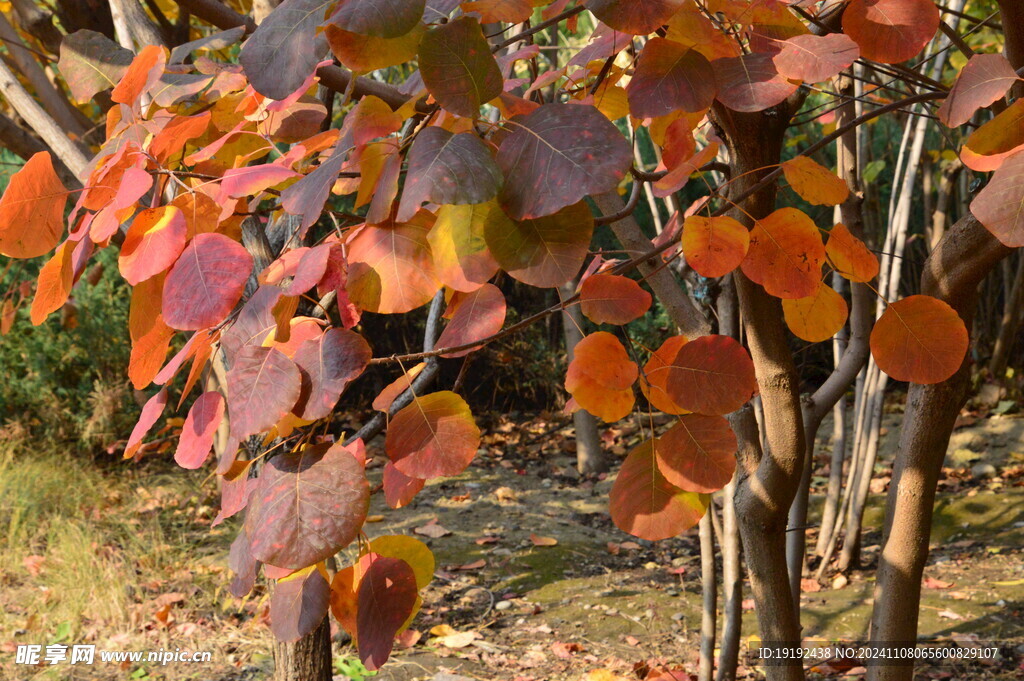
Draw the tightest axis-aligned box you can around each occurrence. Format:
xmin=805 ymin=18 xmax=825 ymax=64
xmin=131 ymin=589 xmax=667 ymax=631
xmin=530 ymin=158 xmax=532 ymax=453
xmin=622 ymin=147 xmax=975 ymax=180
xmin=0 ymin=0 xmax=1021 ymax=670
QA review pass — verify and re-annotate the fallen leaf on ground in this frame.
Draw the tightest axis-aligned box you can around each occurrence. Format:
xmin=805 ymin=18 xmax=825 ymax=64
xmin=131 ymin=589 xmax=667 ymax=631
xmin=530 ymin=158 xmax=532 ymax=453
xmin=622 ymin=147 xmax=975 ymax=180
xmin=923 ymin=577 xmax=954 ymax=589
xmin=530 ymin=534 xmax=558 ymax=547
xmin=550 ymin=641 xmax=584 ymax=658
xmin=415 ymin=519 xmax=451 ymax=538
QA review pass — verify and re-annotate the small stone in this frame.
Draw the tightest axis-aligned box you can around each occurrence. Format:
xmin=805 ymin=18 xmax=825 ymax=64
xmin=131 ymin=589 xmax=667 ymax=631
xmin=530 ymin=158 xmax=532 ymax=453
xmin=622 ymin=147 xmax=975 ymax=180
xmin=644 ymin=561 xmax=659 ymax=570
xmin=832 ymin=573 xmax=849 ymax=590
xmin=541 ymin=478 xmax=553 ymax=487
xmin=644 ymin=609 xmax=655 ymax=619
xmin=495 ymin=600 xmax=513 ymax=611
xmin=671 ymin=612 xmax=685 ymax=621
xmin=671 ymin=557 xmax=687 ymax=567
xmin=971 ymin=463 xmax=998 ymax=479
xmin=666 ymin=589 xmax=680 ymax=597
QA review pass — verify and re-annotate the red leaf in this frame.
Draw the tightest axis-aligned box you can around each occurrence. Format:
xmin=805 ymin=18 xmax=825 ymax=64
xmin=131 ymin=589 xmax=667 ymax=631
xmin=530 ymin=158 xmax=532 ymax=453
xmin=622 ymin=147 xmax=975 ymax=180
xmin=119 ymin=206 xmax=188 ymax=286
xmin=971 ymin=149 xmax=1024 ymax=248
xmin=125 ymin=388 xmax=168 ymax=459
xmin=656 ymin=414 xmax=737 ymax=493
xmin=346 ymin=212 xmax=441 ymax=314
xmin=842 ymin=0 xmax=939 ymax=64
xmin=639 ymin=335 xmax=689 ymax=415
xmin=436 ymin=284 xmax=507 ymax=357
xmin=870 ymin=295 xmax=968 ymax=385
xmin=665 ymin=335 xmax=757 ymax=416
xmin=291 ymin=328 xmax=372 ymax=420
xmin=712 ymin=52 xmax=798 ymax=113
xmin=221 ymin=165 xmax=301 ymax=199
xmin=162 ymin=233 xmax=252 ymax=330
xmin=270 ymin=566 xmax=331 ymax=641
xmin=0 ymin=152 xmax=68 ymax=259
xmin=246 ymin=441 xmax=370 ymax=569
xmin=937 ymin=53 xmax=1021 ymax=128
xmin=383 ymin=462 xmax=426 ymax=509
xmin=741 ymin=207 xmax=826 ymax=299
xmin=418 ymin=17 xmax=503 ymax=118
xmin=496 ymin=103 xmax=632 ymax=220
xmin=580 ymin=274 xmax=652 ymax=325
xmin=397 ymin=128 xmax=503 ymax=221
xmin=386 ymin=391 xmax=481 ymax=478
xmin=175 ymin=391 xmax=224 ymax=469
xmin=229 ymin=532 xmax=259 ymax=598
xmin=584 ymin=0 xmax=688 ymax=34
xmin=356 ymin=556 xmax=419 ymax=671
xmin=626 ymin=38 xmax=716 ymax=119
xmin=609 ymin=438 xmax=708 ymax=541
xmin=772 ymin=33 xmax=859 ymax=83
xmin=226 ymin=346 xmax=301 ymax=438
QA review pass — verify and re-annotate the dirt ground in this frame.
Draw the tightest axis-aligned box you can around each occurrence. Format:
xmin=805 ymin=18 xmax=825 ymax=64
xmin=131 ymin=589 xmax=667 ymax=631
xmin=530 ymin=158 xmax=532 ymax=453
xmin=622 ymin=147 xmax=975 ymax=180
xmin=2 ymin=408 xmax=1022 ymax=681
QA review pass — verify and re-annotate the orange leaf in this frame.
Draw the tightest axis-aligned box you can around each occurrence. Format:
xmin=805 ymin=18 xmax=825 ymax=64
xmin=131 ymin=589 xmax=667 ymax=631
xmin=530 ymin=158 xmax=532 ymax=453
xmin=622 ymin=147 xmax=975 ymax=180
xmin=373 ymin=363 xmax=427 ymax=412
xmin=119 ymin=206 xmax=188 ymax=285
xmin=681 ymin=215 xmax=749 ymax=278
xmin=111 ymin=44 xmax=166 ymax=105
xmin=841 ymin=0 xmax=938 ymax=64
xmin=741 ymin=207 xmax=825 ymax=299
xmin=568 ymin=331 xmax=637 ymax=390
xmin=386 ymin=391 xmax=481 ymax=478
xmin=579 ymin=274 xmax=652 ymax=325
xmin=529 ymin=534 xmax=558 ymax=547
xmin=870 ymin=295 xmax=968 ymax=384
xmin=0 ymin=152 xmax=68 ymax=259
xmin=782 ymin=156 xmax=850 ymax=206
xmin=826 ymin=223 xmax=879 ymax=282
xmin=609 ymin=438 xmax=708 ymax=541
xmin=30 ymin=239 xmax=75 ymax=325
xmin=782 ymin=284 xmax=848 ymax=343
xmin=656 ymin=414 xmax=737 ymax=493
xmin=665 ymin=334 xmax=757 ymax=416
xmin=639 ymin=335 xmax=690 ymax=415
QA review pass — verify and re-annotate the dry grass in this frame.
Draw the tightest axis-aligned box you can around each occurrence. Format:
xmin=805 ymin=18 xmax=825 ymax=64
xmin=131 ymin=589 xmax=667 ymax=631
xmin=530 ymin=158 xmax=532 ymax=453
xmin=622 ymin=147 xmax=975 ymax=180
xmin=0 ymin=443 xmax=274 ymax=680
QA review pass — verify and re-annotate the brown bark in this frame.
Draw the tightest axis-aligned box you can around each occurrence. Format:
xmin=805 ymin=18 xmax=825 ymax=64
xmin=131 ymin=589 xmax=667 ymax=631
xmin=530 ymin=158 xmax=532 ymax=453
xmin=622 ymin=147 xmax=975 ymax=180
xmin=988 ymin=251 xmax=1024 ymax=377
xmin=867 ymin=216 xmax=1011 ymax=681
xmin=560 ymin=280 xmax=606 ymax=474
xmin=272 ymin=615 xmax=332 ymax=681
xmin=711 ymin=101 xmax=804 ymax=681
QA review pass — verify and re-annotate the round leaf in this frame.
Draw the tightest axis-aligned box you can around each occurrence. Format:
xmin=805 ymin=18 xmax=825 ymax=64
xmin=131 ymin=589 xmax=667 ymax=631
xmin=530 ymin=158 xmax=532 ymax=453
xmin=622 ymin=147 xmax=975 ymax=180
xmin=869 ymin=295 xmax=968 ymax=385
xmin=711 ymin=53 xmax=798 ymax=113
xmin=681 ymin=215 xmax=749 ymax=278
xmin=937 ymin=53 xmax=1021 ymax=129
xmin=0 ymin=152 xmax=68 ymax=259
xmin=246 ymin=441 xmax=370 ymax=569
xmin=782 ymin=156 xmax=850 ymax=206
xmin=162 ymin=233 xmax=252 ymax=330
xmin=584 ymin=0 xmax=688 ymax=34
xmin=741 ymin=207 xmax=826 ymax=299
xmin=484 ymin=201 xmax=594 ymax=288
xmin=665 ymin=334 xmax=757 ymax=416
xmin=639 ymin=335 xmax=689 ymax=415
xmin=842 ymin=0 xmax=939 ymax=64
xmin=418 ymin=16 xmax=502 ymax=117
xmin=580 ymin=274 xmax=653 ymax=325
xmin=626 ymin=38 xmax=716 ymax=119
xmin=656 ymin=414 xmax=737 ymax=493
xmin=971 ymin=149 xmax=1024 ymax=248
xmin=386 ymin=391 xmax=481 ymax=478
xmin=226 ymin=346 xmax=301 ymax=438
xmin=826 ymin=223 xmax=879 ymax=282
xmin=119 ymin=206 xmax=188 ymax=285
xmin=782 ymin=284 xmax=849 ymax=343
xmin=772 ymin=33 xmax=859 ymax=83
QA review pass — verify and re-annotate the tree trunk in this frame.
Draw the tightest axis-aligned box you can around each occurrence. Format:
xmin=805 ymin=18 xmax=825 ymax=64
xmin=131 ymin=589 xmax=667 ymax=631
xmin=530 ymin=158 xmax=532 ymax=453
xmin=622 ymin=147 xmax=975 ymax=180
xmin=867 ymin=216 xmax=1011 ymax=681
xmin=699 ymin=509 xmax=717 ymax=681
xmin=560 ymin=281 xmax=606 ymax=474
xmin=987 ymin=251 xmax=1024 ymax=377
xmin=273 ymin=615 xmax=332 ymax=681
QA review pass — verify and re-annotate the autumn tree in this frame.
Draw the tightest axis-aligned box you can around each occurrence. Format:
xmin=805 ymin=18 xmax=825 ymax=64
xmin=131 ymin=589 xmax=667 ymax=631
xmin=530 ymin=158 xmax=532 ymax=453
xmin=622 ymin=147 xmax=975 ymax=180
xmin=0 ymin=1 xmax=1021 ymax=680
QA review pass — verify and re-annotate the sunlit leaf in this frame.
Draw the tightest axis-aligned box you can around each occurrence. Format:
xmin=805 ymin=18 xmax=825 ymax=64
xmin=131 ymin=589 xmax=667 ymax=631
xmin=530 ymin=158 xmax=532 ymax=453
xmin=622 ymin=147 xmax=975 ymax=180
xmin=124 ymin=388 xmax=168 ymax=459
xmin=825 ymin=223 xmax=879 ymax=282
xmin=870 ymin=295 xmax=968 ymax=384
xmin=30 ymin=239 xmax=74 ymax=325
xmin=565 ymin=331 xmax=637 ymax=422
xmin=461 ymin=0 xmax=533 ymax=23
xmin=162 ymin=233 xmax=252 ymax=330
xmin=386 ymin=391 xmax=481 ymax=478
xmin=428 ymin=202 xmax=503 ymax=292
xmin=609 ymin=438 xmax=709 ymax=541
xmin=383 ymin=463 xmax=426 ymax=509
xmin=484 ymin=201 xmax=594 ymax=288
xmin=665 ymin=334 xmax=757 ymax=416
xmin=346 ymin=212 xmax=441 ymax=313
xmin=111 ymin=45 xmax=166 ymax=105
xmin=418 ymin=17 xmax=502 ymax=117
xmin=0 ymin=152 xmax=68 ymax=259
xmin=496 ymin=103 xmax=632 ymax=220
xmin=782 ymin=284 xmax=848 ymax=343
xmin=119 ymin=207 xmax=188 ymax=285
xmin=436 ymin=284 xmax=507 ymax=357
xmin=326 ymin=23 xmax=426 ymax=73
xmin=961 ymin=99 xmax=1024 ymax=172
xmin=373 ymin=363 xmax=427 ymax=412
xmin=656 ymin=414 xmax=737 ymax=493
xmin=772 ymin=33 xmax=859 ymax=83
xmin=842 ymin=0 xmax=939 ymax=64
xmin=246 ymin=441 xmax=370 ymax=569
xmin=367 ymin=535 xmax=434 ymax=589
xmin=971 ymin=149 xmax=1024 ymax=247
xmin=639 ymin=335 xmax=689 ymax=415
xmin=937 ymin=53 xmax=1021 ymax=128
xmin=175 ymin=391 xmax=224 ymax=469
xmin=681 ymin=215 xmax=749 ymax=278
xmin=741 ymin=207 xmax=825 ymax=299
xmin=579 ymin=274 xmax=652 ymax=325
xmin=782 ymin=156 xmax=850 ymax=206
